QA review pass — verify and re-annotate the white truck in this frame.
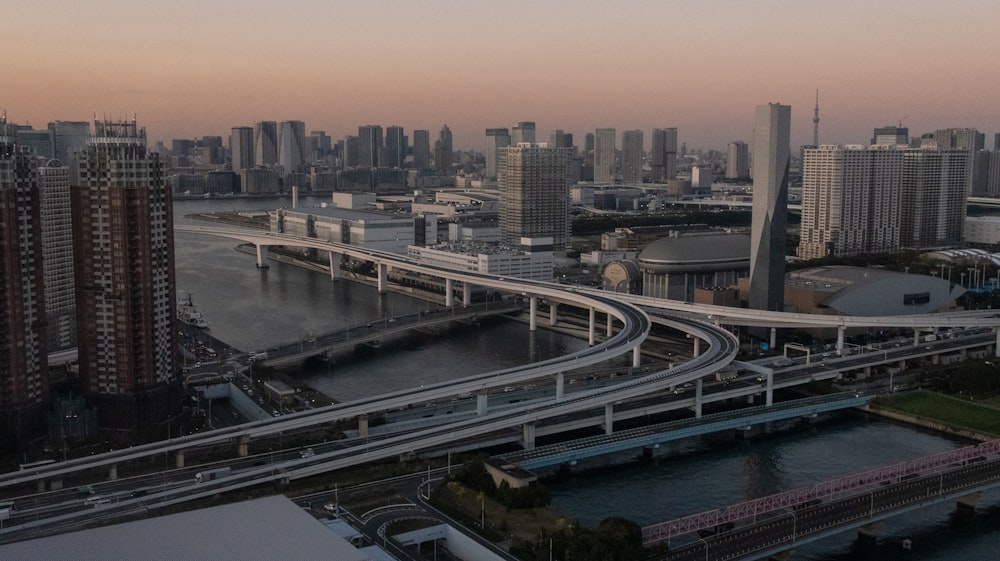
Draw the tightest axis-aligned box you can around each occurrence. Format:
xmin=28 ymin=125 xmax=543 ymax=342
xmin=194 ymin=466 xmax=231 ymax=484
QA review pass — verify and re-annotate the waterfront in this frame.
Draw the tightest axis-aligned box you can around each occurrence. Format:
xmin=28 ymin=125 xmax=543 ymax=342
xmin=173 ymin=197 xmax=1000 ymax=560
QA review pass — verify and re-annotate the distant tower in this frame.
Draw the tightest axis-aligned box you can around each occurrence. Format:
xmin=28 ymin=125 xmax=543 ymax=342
xmin=511 ymin=122 xmax=536 ymax=145
xmin=650 ymin=128 xmax=678 ymax=182
xmin=621 ymin=130 xmax=644 ymax=183
xmin=230 ymin=126 xmax=254 ymax=172
xmin=278 ymin=120 xmax=306 ymax=173
xmin=485 ymin=128 xmax=510 ymax=180
xmin=749 ymin=103 xmax=791 ymax=314
xmin=254 ymin=121 xmax=277 ymax=166
xmin=412 ymin=130 xmax=431 ymax=171
xmin=812 ymin=90 xmax=820 ymax=147
xmin=594 ymin=128 xmax=616 ymax=184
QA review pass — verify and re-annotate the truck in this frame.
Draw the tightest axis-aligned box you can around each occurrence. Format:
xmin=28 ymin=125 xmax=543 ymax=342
xmin=248 ymin=352 xmax=268 ymax=363
xmin=715 ymin=368 xmax=738 ymax=382
xmin=194 ymin=466 xmax=231 ymax=484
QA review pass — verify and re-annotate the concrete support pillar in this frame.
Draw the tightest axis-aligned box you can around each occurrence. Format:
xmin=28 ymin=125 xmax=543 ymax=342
xmin=377 ymin=263 xmax=387 ymax=293
xmin=898 ymin=360 xmax=906 ymax=370
xmin=462 ymin=282 xmax=471 ymax=307
xmin=522 ymin=422 xmax=536 ymax=450
xmin=238 ymin=435 xmax=250 ymax=457
xmin=633 ymin=346 xmax=641 ymax=368
xmin=995 ymin=329 xmax=1000 ymax=357
xmin=175 ymin=451 xmax=185 ymax=469
xmin=549 ymin=303 xmax=558 ymax=326
xmin=358 ymin=415 xmax=369 ymax=439
xmin=477 ymin=391 xmax=489 ymax=416
xmin=913 ymin=328 xmax=921 ymax=347
xmin=588 ymin=307 xmax=596 ymax=346
xmin=695 ymin=379 xmax=704 ymax=418
xmin=37 ymin=480 xmax=45 ymax=493
xmin=765 ymin=371 xmax=774 ymax=406
xmin=606 ymin=315 xmax=613 ymax=337
xmin=837 ymin=326 xmax=845 ymax=356
xmin=603 ymin=403 xmax=614 ymax=435
xmin=445 ymin=278 xmax=454 ymax=308
xmin=328 ymin=251 xmax=340 ymax=281
xmin=108 ymin=463 xmax=118 ymax=481
xmin=770 ymin=327 xmax=777 ymax=350
xmin=255 ymin=244 xmax=269 ymax=268
xmin=931 ymin=353 xmax=940 ymax=365
xmin=693 ymin=337 xmax=701 ymax=357
xmin=529 ymin=296 xmax=538 ymax=332
xmin=554 ymin=372 xmax=565 ymax=400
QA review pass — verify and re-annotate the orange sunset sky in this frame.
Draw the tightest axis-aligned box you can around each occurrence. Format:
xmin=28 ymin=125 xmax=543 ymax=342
xmin=4 ymin=0 xmax=999 ymax=151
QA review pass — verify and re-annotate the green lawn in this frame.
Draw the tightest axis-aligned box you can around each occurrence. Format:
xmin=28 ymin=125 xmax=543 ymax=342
xmin=875 ymin=391 xmax=1000 ymax=436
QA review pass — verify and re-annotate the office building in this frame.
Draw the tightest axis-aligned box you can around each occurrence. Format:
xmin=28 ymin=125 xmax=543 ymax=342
xmin=621 ymin=129 xmax=644 ymax=183
xmin=342 ymin=135 xmax=360 ymax=168
xmin=934 ymin=128 xmax=984 ymax=151
xmin=650 ymin=128 xmax=678 ymax=182
xmin=16 ymin=128 xmax=54 ymax=159
xmin=484 ymin=128 xmax=510 ymax=180
xmin=39 ymin=159 xmax=76 ymax=351
xmin=385 ymin=126 xmax=405 ymax=168
xmin=498 ymin=144 xmax=569 ymax=254
xmin=434 ymin=125 xmax=452 ymax=175
xmin=872 ymin=126 xmax=909 ymax=146
xmin=412 ymin=129 xmax=431 ymax=170
xmin=48 ymin=120 xmax=90 ymax=164
xmin=230 ymin=126 xmax=254 ymax=172
xmin=725 ymin=141 xmax=750 ymax=179
xmin=549 ymin=130 xmax=573 ymax=150
xmin=749 ymin=103 xmax=791 ymax=313
xmin=691 ymin=165 xmax=712 ymax=189
xmin=594 ymin=128 xmax=616 ymax=183
xmin=72 ymin=119 xmax=178 ymax=429
xmin=0 ymin=118 xmax=48 ymax=447
xmin=309 ymin=130 xmax=332 ymax=161
xmin=511 ymin=121 xmax=536 ymax=145
xmin=254 ymin=121 xmax=277 ymax=166
xmin=278 ymin=120 xmax=306 ymax=173
xmin=358 ymin=125 xmax=383 ymax=168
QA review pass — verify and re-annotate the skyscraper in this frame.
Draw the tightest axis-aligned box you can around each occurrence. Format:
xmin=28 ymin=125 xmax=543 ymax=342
xmin=899 ymin=148 xmax=971 ymax=249
xmin=650 ymin=128 xmax=678 ymax=182
xmin=342 ymin=135 xmax=360 ymax=168
xmin=485 ymin=128 xmax=510 ymax=180
xmin=16 ymin=128 xmax=54 ymax=159
xmin=412 ymin=130 xmax=431 ymax=170
xmin=725 ymin=141 xmax=750 ymax=179
xmin=39 ymin=158 xmax=76 ymax=352
xmin=934 ymin=128 xmax=984 ymax=151
xmin=385 ymin=126 xmax=405 ymax=168
xmin=511 ymin=121 xmax=536 ymax=145
xmin=309 ymin=130 xmax=332 ymax=161
xmin=498 ymin=144 xmax=569 ymax=252
xmin=358 ymin=124 xmax=383 ymax=168
xmin=749 ymin=103 xmax=791 ymax=314
xmin=254 ymin=121 xmax=278 ymax=166
xmin=48 ymin=120 xmax=90 ymax=164
xmin=230 ymin=126 xmax=254 ymax=172
xmin=621 ymin=129 xmax=644 ymax=183
xmin=72 ymin=119 xmax=178 ymax=428
xmin=872 ymin=126 xmax=909 ymax=146
xmin=278 ymin=120 xmax=306 ymax=173
xmin=0 ymin=117 xmax=48 ymax=447
xmin=434 ymin=125 xmax=453 ymax=175
xmin=594 ymin=128 xmax=616 ymax=184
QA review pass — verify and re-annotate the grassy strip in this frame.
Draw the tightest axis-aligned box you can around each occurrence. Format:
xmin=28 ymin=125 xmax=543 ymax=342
xmin=873 ymin=390 xmax=1000 ymax=437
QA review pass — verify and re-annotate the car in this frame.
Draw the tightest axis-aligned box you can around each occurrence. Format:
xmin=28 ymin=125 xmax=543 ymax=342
xmin=683 ymin=382 xmax=694 ymax=388
xmin=503 ymin=386 xmax=515 ymax=393
xmin=300 ymin=448 xmax=315 ymax=458
xmin=323 ymin=503 xmax=337 ymax=513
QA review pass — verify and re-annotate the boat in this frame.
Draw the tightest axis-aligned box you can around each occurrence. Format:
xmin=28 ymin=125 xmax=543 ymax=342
xmin=177 ymin=292 xmax=209 ymax=328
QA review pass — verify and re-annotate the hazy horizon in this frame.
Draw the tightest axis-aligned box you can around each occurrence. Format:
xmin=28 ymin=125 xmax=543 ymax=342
xmin=6 ymin=0 xmax=999 ymax=152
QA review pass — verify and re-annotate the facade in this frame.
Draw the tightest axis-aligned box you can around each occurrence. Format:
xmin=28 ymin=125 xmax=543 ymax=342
xmin=872 ymin=126 xmax=909 ymax=146
xmin=408 ymin=239 xmax=553 ymax=281
xmin=511 ymin=121 xmax=536 ymax=145
xmin=253 ymin=121 xmax=278 ymax=166
xmin=749 ymin=103 xmax=791 ymax=313
xmin=0 ymin=120 xmax=49 ymax=446
xmin=240 ymin=168 xmax=281 ymax=193
xmin=484 ymin=128 xmax=510 ymax=180
xmin=594 ymin=128 xmax=616 ymax=184
xmin=271 ymin=206 xmax=418 ymax=254
xmin=650 ymin=128 xmax=678 ymax=182
xmin=691 ymin=166 xmax=713 ymax=189
xmin=230 ymin=126 xmax=254 ymax=172
xmin=48 ymin=120 xmax=90 ymax=164
xmin=434 ymin=125 xmax=452 ymax=174
xmin=16 ymin=128 xmax=54 ymax=159
xmin=637 ymin=233 xmax=751 ymax=301
xmin=72 ymin=119 xmax=178 ymax=428
xmin=725 ymin=141 xmax=749 ymax=179
xmin=899 ymin=148 xmax=971 ymax=249
xmin=621 ymin=129 xmax=644 ymax=183
xmin=385 ymin=125 xmax=405 ymax=168
xmin=358 ymin=124 xmax=383 ymax=168
xmin=498 ymin=144 xmax=569 ymax=254
xmin=412 ymin=129 xmax=431 ymax=170
xmin=38 ymin=159 xmax=76 ymax=351
xmin=342 ymin=135 xmax=360 ymax=168
xmin=278 ymin=120 xmax=306 ymax=173
xmin=934 ymin=128 xmax=984 ymax=151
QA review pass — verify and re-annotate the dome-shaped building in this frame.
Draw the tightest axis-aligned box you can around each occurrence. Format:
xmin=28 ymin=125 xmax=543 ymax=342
xmin=637 ymin=233 xmax=750 ymax=300
xmin=602 ymin=259 xmax=642 ymax=294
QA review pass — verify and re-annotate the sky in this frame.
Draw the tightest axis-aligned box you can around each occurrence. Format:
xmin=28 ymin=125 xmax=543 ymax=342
xmin=4 ymin=0 xmax=999 ymax=152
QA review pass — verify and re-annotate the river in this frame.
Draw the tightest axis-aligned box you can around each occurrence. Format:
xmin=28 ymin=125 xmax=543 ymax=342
xmin=172 ymin=196 xmax=1000 ymax=560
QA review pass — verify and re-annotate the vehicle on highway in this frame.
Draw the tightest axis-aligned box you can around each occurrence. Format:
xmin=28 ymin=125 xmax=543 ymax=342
xmin=300 ymin=448 xmax=315 ymax=459
xmin=84 ymin=496 xmax=110 ymax=507
xmin=194 ymin=467 xmax=231 ymax=484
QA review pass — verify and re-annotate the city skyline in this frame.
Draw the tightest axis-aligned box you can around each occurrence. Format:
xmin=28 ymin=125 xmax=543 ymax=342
xmin=5 ymin=1 xmax=999 ymax=151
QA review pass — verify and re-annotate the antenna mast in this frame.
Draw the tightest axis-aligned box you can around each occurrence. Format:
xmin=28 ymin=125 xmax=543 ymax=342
xmin=812 ymin=89 xmax=820 ymax=146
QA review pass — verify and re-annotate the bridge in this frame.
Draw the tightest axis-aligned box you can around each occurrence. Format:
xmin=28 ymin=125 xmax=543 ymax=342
xmin=643 ymin=439 xmax=1000 ymax=560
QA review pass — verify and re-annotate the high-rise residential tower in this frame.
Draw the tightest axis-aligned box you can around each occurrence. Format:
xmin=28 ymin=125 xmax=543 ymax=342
xmin=72 ymin=119 xmax=178 ymax=428
xmin=230 ymin=126 xmax=254 ymax=172
xmin=498 ymin=143 xmax=569 ymax=253
xmin=511 ymin=121 xmax=536 ymax=145
xmin=412 ymin=130 xmax=431 ymax=171
xmin=485 ymin=128 xmax=510 ymax=180
xmin=594 ymin=128 xmax=616 ymax=184
xmin=48 ymin=120 xmax=90 ymax=164
xmin=38 ymin=158 xmax=76 ymax=352
xmin=254 ymin=121 xmax=278 ymax=166
xmin=621 ymin=129 xmax=644 ymax=183
xmin=726 ymin=141 xmax=750 ymax=179
xmin=749 ymin=103 xmax=791 ymax=314
xmin=278 ymin=120 xmax=306 ymax=173
xmin=0 ymin=117 xmax=48 ymax=446
xmin=650 ymin=128 xmax=678 ymax=182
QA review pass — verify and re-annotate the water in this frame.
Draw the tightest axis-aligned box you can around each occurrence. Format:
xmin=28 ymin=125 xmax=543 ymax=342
xmin=173 ymin=197 xmax=1000 ymax=559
